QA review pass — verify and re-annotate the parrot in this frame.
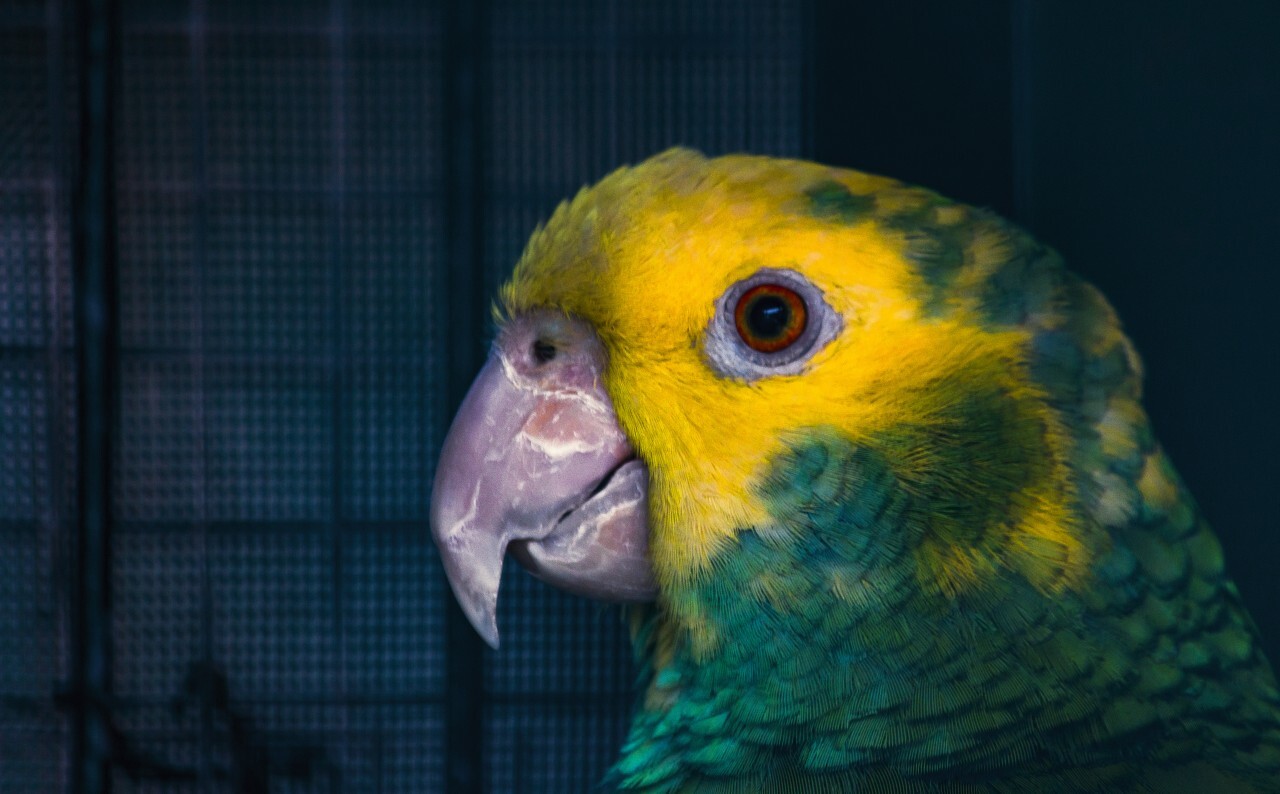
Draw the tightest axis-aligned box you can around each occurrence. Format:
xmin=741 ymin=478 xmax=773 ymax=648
xmin=430 ymin=148 xmax=1280 ymax=792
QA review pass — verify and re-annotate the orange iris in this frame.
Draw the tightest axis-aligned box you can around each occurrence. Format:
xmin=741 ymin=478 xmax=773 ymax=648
xmin=733 ymin=283 xmax=807 ymax=353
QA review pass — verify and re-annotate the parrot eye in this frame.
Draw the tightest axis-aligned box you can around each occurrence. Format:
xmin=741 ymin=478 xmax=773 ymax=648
xmin=532 ymin=339 xmax=557 ymax=363
xmin=734 ymin=284 xmax=807 ymax=353
xmin=705 ymin=267 xmax=841 ymax=380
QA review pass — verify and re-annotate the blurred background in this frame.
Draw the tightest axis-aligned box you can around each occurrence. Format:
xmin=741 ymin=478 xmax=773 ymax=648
xmin=1 ymin=0 xmax=1277 ymax=791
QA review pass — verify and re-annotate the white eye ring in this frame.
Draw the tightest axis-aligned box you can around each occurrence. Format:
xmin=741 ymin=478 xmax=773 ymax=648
xmin=704 ymin=267 xmax=842 ymax=381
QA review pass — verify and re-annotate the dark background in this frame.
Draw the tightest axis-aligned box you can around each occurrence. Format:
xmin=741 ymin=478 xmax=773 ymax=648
xmin=1 ymin=1 xmax=1277 ymax=792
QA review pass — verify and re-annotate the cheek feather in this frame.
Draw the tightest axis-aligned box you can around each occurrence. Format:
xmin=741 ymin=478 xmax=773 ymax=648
xmin=608 ymin=288 xmax=1090 ymax=596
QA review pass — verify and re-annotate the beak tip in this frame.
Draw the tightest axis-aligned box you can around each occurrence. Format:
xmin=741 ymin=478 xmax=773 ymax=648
xmin=436 ymin=545 xmax=505 ymax=650
xmin=445 ymin=594 xmax=501 ymax=649
xmin=444 ymin=572 xmax=502 ymax=649
xmin=437 ymin=545 xmax=501 ymax=650
xmin=470 ymin=604 xmax=501 ymax=650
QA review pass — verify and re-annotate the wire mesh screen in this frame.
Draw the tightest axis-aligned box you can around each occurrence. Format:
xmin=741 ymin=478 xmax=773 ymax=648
xmin=1 ymin=0 xmax=807 ymax=790
xmin=1 ymin=0 xmax=77 ymax=790
xmin=111 ymin=1 xmax=449 ymax=790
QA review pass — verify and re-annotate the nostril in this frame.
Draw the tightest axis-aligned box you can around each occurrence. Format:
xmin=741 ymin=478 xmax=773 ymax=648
xmin=532 ymin=339 xmax=557 ymax=364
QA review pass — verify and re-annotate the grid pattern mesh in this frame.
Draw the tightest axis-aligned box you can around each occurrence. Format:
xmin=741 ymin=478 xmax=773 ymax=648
xmin=1 ymin=0 xmax=806 ymax=791
xmin=111 ymin=1 xmax=448 ymax=790
xmin=0 ymin=1 xmax=76 ymax=792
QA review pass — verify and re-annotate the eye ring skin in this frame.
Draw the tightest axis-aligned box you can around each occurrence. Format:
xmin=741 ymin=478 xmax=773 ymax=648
xmin=704 ymin=267 xmax=843 ymax=381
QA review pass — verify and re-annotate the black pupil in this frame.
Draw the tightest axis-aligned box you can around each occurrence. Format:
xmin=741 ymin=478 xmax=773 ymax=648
xmin=533 ymin=340 xmax=557 ymax=363
xmin=747 ymin=294 xmax=791 ymax=339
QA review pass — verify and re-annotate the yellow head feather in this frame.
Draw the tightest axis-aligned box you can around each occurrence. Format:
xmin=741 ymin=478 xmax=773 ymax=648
xmin=501 ymin=148 xmax=1096 ymax=594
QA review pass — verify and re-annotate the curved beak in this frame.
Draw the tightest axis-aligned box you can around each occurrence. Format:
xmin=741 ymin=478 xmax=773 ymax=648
xmin=430 ymin=313 xmax=657 ymax=648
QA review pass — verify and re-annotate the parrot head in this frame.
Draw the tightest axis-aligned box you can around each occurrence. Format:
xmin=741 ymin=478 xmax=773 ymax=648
xmin=429 ymin=149 xmax=1280 ymax=789
xmin=432 ymin=147 xmax=1095 ymax=647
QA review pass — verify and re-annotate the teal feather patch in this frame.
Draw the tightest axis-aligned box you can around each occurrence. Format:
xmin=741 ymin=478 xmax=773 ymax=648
xmin=802 ymin=179 xmax=875 ymax=223
xmin=611 ymin=429 xmax=1280 ymax=792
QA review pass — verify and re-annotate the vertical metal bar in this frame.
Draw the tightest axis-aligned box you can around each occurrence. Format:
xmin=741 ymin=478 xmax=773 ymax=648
xmin=442 ymin=0 xmax=487 ymax=792
xmin=1010 ymin=0 xmax=1035 ymax=225
xmin=799 ymin=0 xmax=817 ymax=159
xmin=185 ymin=0 xmax=214 ymax=787
xmin=71 ymin=0 xmax=120 ymax=790
xmin=183 ymin=0 xmax=216 ymax=787
xmin=328 ymin=0 xmax=350 ymax=764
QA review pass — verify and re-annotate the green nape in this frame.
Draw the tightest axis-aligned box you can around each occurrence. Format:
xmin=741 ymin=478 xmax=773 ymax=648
xmin=798 ymin=174 xmax=971 ymax=306
xmin=609 ymin=428 xmax=1280 ymax=793
xmin=802 ymin=179 xmax=876 ymax=224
